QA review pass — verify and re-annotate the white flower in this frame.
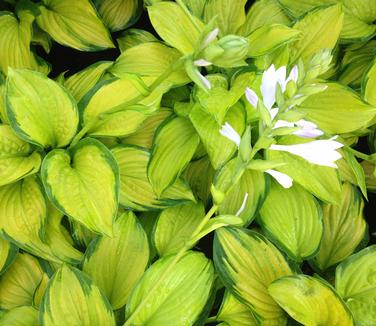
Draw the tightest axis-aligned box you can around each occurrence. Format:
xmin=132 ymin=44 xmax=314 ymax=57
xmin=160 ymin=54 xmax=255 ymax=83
xmin=194 ymin=59 xmax=212 ymax=67
xmin=235 ymin=193 xmax=249 ymax=216
xmin=245 ymin=87 xmax=258 ymax=108
xmin=269 ymin=136 xmax=344 ymax=168
xmin=219 ymin=122 xmax=241 ymax=147
xmin=198 ymin=72 xmax=212 ymax=90
xmin=273 ymin=119 xmax=324 ymax=138
xmin=265 ymin=169 xmax=293 ymax=188
xmin=203 ymin=28 xmax=219 ymax=47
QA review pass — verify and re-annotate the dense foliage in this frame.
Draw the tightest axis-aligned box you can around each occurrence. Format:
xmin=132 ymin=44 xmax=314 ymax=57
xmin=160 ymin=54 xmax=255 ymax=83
xmin=0 ymin=0 xmax=376 ymax=325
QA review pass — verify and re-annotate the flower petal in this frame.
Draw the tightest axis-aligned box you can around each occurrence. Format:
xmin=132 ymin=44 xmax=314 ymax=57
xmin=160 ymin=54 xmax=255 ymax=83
xmin=276 ymin=66 xmax=287 ymax=92
xmin=265 ymin=169 xmax=293 ymax=188
xmin=287 ymin=65 xmax=299 ymax=83
xmin=203 ymin=28 xmax=219 ymax=47
xmin=245 ymin=87 xmax=259 ymax=108
xmin=273 ymin=120 xmax=294 ymax=129
xmin=194 ymin=59 xmax=212 ymax=67
xmin=219 ymin=122 xmax=241 ymax=147
xmin=260 ymin=64 xmax=277 ymax=110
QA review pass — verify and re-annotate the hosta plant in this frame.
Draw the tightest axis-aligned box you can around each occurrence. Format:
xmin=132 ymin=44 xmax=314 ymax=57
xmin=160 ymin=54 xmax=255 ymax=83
xmin=0 ymin=0 xmax=376 ymax=325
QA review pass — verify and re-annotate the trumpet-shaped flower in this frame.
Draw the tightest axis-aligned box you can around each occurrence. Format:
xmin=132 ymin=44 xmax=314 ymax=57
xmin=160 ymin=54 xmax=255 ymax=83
xmin=219 ymin=122 xmax=241 ymax=147
xmin=273 ymin=119 xmax=324 ymax=138
xmin=265 ymin=169 xmax=293 ymax=188
xmin=270 ymin=137 xmax=344 ymax=168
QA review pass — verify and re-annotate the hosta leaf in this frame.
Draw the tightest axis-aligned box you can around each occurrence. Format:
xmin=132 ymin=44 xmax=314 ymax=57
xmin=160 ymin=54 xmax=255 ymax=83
xmin=40 ymin=265 xmax=116 ymax=326
xmin=239 ymin=0 xmax=290 ymax=36
xmin=80 ymin=77 xmax=166 ymax=137
xmin=217 ymin=291 xmax=258 ymax=326
xmin=0 ymin=253 xmax=44 ymax=310
xmin=33 ymin=273 xmax=50 ymax=308
xmin=181 ymin=0 xmax=206 ymax=18
xmin=117 ymin=28 xmax=158 ymax=52
xmin=6 ymin=69 xmax=79 ymax=148
xmin=0 ymin=10 xmax=49 ymax=75
xmin=94 ymin=0 xmax=142 ymax=32
xmin=214 ymin=227 xmax=293 ymax=325
xmin=138 ymin=211 xmax=159 ymax=261
xmin=247 ymin=24 xmax=301 ymax=57
xmin=297 ymin=83 xmax=376 ymax=134
xmin=277 ymin=0 xmax=326 ymax=17
xmin=110 ymin=42 xmax=188 ymax=85
xmin=0 ymin=124 xmax=41 ymax=186
xmin=125 ymin=251 xmax=214 ymax=325
xmin=36 ymin=0 xmax=114 ymax=51
xmin=112 ymin=145 xmax=195 ymax=211
xmin=148 ymin=1 xmax=203 ymax=54
xmin=362 ymin=160 xmax=376 ymax=192
xmin=63 ymin=61 xmax=113 ymax=102
xmin=154 ymin=202 xmax=205 ymax=256
xmin=290 ymin=5 xmax=344 ymax=64
xmin=189 ymin=103 xmax=246 ymax=169
xmin=204 ymin=0 xmax=247 ymax=36
xmin=0 ymin=306 xmax=38 ymax=326
xmin=83 ymin=212 xmax=149 ymax=309
xmin=363 ymin=58 xmax=376 ymax=106
xmin=148 ymin=116 xmax=200 ymax=196
xmin=0 ymin=237 xmax=17 ymax=275
xmin=121 ymin=107 xmax=172 ymax=148
xmin=259 ymin=182 xmax=323 ymax=261
xmin=41 ymin=138 xmax=119 ymax=236
xmin=313 ymin=183 xmax=366 ymax=271
xmin=269 ymin=275 xmax=354 ymax=326
xmin=266 ymin=139 xmax=342 ymax=204
xmin=215 ymin=158 xmax=267 ymax=226
xmin=335 ymin=246 xmax=376 ymax=326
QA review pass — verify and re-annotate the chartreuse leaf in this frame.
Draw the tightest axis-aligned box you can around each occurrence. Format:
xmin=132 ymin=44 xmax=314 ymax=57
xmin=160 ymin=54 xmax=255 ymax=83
xmin=217 ymin=291 xmax=257 ymax=326
xmin=110 ymin=42 xmax=188 ymax=85
xmin=238 ymin=0 xmax=290 ymax=36
xmin=247 ymin=24 xmax=301 ymax=57
xmin=93 ymin=0 xmax=142 ymax=32
xmin=80 ymin=77 xmax=167 ymax=137
xmin=0 ymin=238 xmax=17 ymax=275
xmin=297 ymin=83 xmax=376 ymax=134
xmin=266 ymin=140 xmax=342 ymax=204
xmin=335 ymin=246 xmax=376 ymax=326
xmin=0 ymin=10 xmax=49 ymax=75
xmin=112 ymin=145 xmax=195 ymax=211
xmin=363 ymin=58 xmax=376 ymax=106
xmin=0 ymin=124 xmax=41 ymax=186
xmin=204 ymin=0 xmax=246 ymax=36
xmin=117 ymin=28 xmax=158 ymax=52
xmin=154 ymin=201 xmax=205 ymax=256
xmin=121 ymin=107 xmax=172 ymax=148
xmin=181 ymin=0 xmax=206 ymax=18
xmin=313 ymin=183 xmax=366 ymax=271
xmin=214 ymin=227 xmax=293 ymax=325
xmin=290 ymin=5 xmax=344 ymax=64
xmin=6 ymin=69 xmax=79 ymax=148
xmin=269 ymin=275 xmax=354 ymax=326
xmin=190 ymin=103 xmax=246 ymax=169
xmin=214 ymin=158 xmax=266 ymax=226
xmin=40 ymin=265 xmax=116 ymax=325
xmin=36 ymin=0 xmax=114 ymax=51
xmin=148 ymin=1 xmax=203 ymax=54
xmin=63 ymin=61 xmax=113 ymax=102
xmin=0 ymin=306 xmax=38 ymax=325
xmin=125 ymin=251 xmax=214 ymax=325
xmin=277 ymin=0 xmax=326 ymax=17
xmin=0 ymin=253 xmax=43 ymax=310
xmin=259 ymin=182 xmax=323 ymax=262
xmin=41 ymin=138 xmax=119 ymax=236
xmin=83 ymin=212 xmax=149 ymax=309
xmin=33 ymin=273 xmax=50 ymax=308
xmin=148 ymin=116 xmax=200 ymax=196
xmin=362 ymin=160 xmax=376 ymax=192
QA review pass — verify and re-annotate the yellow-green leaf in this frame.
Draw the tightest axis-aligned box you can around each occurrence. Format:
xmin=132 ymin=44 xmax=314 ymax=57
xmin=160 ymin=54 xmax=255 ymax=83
xmin=117 ymin=28 xmax=158 ymax=52
xmin=112 ymin=145 xmax=195 ymax=211
xmin=0 ymin=124 xmax=41 ymax=186
xmin=41 ymin=138 xmax=119 ymax=236
xmin=214 ymin=227 xmax=293 ymax=325
xmin=154 ymin=201 xmax=205 ymax=256
xmin=148 ymin=2 xmax=203 ymax=54
xmin=0 ymin=237 xmax=17 ymax=275
xmin=269 ymin=275 xmax=354 ymax=326
xmin=259 ymin=182 xmax=323 ymax=261
xmin=125 ymin=251 xmax=214 ymax=325
xmin=363 ymin=57 xmax=376 ymax=106
xmin=94 ymin=0 xmax=142 ymax=32
xmin=335 ymin=246 xmax=376 ymax=326
xmin=0 ymin=306 xmax=38 ymax=326
xmin=40 ymin=265 xmax=116 ymax=325
xmin=148 ymin=116 xmax=200 ymax=196
xmin=36 ymin=0 xmax=114 ymax=51
xmin=6 ymin=69 xmax=79 ymax=148
xmin=313 ymin=183 xmax=366 ymax=271
xmin=297 ymin=82 xmax=376 ymax=134
xmin=83 ymin=212 xmax=149 ymax=309
xmin=0 ymin=253 xmax=44 ymax=310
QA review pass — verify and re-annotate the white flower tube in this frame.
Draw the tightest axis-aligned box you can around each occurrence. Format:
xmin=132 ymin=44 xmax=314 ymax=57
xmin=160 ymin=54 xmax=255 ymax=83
xmin=265 ymin=169 xmax=293 ymax=188
xmin=270 ymin=137 xmax=344 ymax=168
xmin=219 ymin=122 xmax=241 ymax=147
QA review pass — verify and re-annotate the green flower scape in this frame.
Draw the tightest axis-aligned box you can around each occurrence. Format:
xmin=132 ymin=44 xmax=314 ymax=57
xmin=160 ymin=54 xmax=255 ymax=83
xmin=0 ymin=0 xmax=376 ymax=325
